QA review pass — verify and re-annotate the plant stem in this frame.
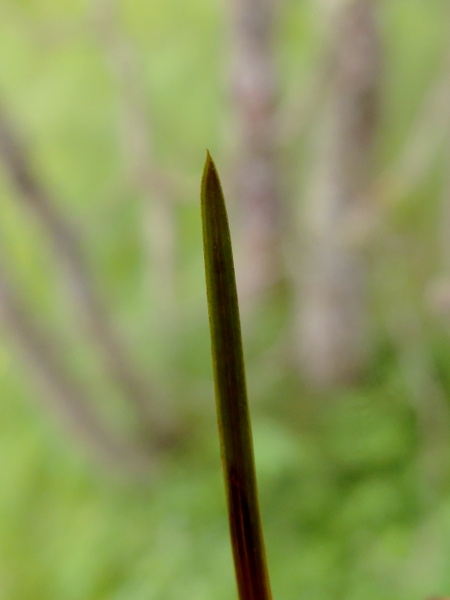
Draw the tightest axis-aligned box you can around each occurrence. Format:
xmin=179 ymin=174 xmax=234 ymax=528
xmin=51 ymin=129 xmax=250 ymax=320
xmin=201 ymin=151 xmax=273 ymax=600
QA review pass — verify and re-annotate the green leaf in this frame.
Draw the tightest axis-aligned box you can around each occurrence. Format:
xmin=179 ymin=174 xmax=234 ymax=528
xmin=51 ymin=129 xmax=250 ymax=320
xmin=201 ymin=151 xmax=273 ymax=600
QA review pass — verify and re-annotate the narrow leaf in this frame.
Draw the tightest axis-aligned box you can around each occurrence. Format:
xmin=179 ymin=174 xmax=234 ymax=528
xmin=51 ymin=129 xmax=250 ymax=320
xmin=201 ymin=151 xmax=273 ymax=600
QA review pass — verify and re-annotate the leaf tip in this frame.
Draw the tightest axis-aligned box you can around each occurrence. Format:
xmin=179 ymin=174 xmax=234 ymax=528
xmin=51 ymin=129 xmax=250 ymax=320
xmin=202 ymin=149 xmax=215 ymax=179
xmin=201 ymin=150 xmax=221 ymax=207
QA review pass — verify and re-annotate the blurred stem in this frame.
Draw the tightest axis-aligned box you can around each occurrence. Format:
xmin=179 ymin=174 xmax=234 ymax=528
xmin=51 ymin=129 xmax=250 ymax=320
xmin=91 ymin=0 xmax=178 ymax=320
xmin=228 ymin=0 xmax=282 ymax=299
xmin=380 ymin=36 xmax=450 ymax=204
xmin=0 ymin=103 xmax=178 ymax=450
xmin=298 ymin=0 xmax=380 ymax=387
xmin=201 ymin=153 xmax=272 ymax=600
xmin=0 ymin=257 xmax=154 ymax=476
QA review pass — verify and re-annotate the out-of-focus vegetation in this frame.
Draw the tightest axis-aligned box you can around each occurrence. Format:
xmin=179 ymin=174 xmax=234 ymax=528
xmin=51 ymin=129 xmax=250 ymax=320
xmin=0 ymin=1 xmax=450 ymax=599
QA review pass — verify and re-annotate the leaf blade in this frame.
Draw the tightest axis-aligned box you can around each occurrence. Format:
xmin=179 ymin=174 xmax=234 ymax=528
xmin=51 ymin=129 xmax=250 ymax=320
xmin=201 ymin=151 xmax=273 ymax=600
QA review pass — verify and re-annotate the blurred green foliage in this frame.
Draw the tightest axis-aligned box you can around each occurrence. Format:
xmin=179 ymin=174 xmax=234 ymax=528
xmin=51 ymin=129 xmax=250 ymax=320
xmin=0 ymin=1 xmax=450 ymax=599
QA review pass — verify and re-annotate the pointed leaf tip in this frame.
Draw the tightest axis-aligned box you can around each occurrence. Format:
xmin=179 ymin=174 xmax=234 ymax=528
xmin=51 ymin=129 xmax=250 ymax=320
xmin=201 ymin=150 xmax=218 ymax=195
xmin=201 ymin=151 xmax=226 ymax=227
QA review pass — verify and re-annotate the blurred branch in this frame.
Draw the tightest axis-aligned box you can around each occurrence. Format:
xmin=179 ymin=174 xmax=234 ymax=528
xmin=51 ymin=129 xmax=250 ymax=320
xmin=379 ymin=41 xmax=450 ymax=204
xmin=228 ymin=0 xmax=283 ymax=298
xmin=285 ymin=3 xmax=450 ymax=245
xmin=0 ymin=257 xmax=154 ymax=475
xmin=279 ymin=46 xmax=334 ymax=149
xmin=0 ymin=102 xmax=178 ymax=450
xmin=297 ymin=0 xmax=380 ymax=387
xmin=91 ymin=0 xmax=178 ymax=318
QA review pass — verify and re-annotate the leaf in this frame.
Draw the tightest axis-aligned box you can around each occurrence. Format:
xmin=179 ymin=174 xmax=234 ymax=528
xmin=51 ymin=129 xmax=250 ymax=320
xmin=201 ymin=151 xmax=273 ymax=600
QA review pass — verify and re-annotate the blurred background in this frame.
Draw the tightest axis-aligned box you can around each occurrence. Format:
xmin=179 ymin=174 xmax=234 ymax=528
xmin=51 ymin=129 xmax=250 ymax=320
xmin=0 ymin=0 xmax=450 ymax=598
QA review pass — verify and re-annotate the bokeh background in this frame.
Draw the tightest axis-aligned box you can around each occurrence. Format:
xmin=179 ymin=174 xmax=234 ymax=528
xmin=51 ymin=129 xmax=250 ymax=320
xmin=1 ymin=1 xmax=450 ymax=598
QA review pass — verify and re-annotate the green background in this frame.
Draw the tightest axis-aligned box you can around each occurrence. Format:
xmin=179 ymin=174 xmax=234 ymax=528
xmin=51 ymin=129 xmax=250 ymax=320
xmin=0 ymin=1 xmax=449 ymax=599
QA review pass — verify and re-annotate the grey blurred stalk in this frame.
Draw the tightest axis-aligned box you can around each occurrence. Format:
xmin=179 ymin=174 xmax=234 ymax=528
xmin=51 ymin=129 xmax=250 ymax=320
xmin=0 ymin=104 xmax=179 ymax=472
xmin=298 ymin=0 xmax=380 ymax=387
xmin=91 ymin=0 xmax=178 ymax=322
xmin=228 ymin=0 xmax=282 ymax=299
xmin=0 ymin=258 xmax=153 ymax=475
